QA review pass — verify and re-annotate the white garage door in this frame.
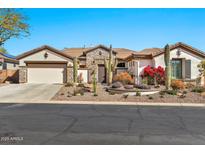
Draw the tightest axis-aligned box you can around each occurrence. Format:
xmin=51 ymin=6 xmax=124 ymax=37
xmin=27 ymin=64 xmax=66 ymax=83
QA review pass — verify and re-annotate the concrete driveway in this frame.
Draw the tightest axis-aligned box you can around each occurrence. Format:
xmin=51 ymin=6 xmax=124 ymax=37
xmin=0 ymin=84 xmax=62 ymax=102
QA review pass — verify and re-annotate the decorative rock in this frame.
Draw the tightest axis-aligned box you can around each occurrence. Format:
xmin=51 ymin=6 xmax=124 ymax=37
xmin=124 ymin=84 xmax=134 ymax=89
xmin=111 ymin=81 xmax=123 ymax=88
xmin=134 ymin=84 xmax=151 ymax=89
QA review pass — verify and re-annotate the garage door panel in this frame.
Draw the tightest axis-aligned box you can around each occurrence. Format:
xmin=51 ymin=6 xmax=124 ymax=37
xmin=27 ymin=68 xmax=65 ymax=83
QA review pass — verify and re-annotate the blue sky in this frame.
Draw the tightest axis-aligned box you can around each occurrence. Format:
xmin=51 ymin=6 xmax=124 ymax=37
xmin=3 ymin=8 xmax=205 ymax=56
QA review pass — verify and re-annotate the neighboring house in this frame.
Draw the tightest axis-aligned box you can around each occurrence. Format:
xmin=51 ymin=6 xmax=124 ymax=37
xmin=0 ymin=52 xmax=19 ymax=70
xmin=0 ymin=52 xmax=19 ymax=83
xmin=16 ymin=42 xmax=205 ymax=85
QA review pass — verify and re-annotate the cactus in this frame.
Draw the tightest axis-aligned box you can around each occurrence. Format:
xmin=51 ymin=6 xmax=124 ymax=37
xmin=92 ymin=69 xmax=97 ymax=96
xmin=104 ymin=45 xmax=118 ymax=85
xmin=164 ymin=44 xmax=171 ymax=90
xmin=73 ymin=57 xmax=78 ymax=83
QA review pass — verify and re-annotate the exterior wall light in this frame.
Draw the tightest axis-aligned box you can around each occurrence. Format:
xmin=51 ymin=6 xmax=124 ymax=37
xmin=177 ymin=48 xmax=181 ymax=56
xmin=44 ymin=52 xmax=48 ymax=59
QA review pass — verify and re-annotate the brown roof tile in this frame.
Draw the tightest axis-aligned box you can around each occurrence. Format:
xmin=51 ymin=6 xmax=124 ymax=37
xmin=62 ymin=47 xmax=137 ymax=59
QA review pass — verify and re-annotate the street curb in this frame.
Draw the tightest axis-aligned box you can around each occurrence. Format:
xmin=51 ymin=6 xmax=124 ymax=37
xmin=0 ymin=100 xmax=205 ymax=107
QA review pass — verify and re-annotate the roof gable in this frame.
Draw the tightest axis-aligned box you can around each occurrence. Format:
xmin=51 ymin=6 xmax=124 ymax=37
xmin=153 ymin=42 xmax=205 ymax=58
xmin=83 ymin=45 xmax=117 ymax=55
xmin=16 ymin=45 xmax=73 ymax=60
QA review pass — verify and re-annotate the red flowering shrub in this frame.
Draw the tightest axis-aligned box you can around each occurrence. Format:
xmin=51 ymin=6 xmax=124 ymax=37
xmin=141 ymin=65 xmax=165 ymax=85
xmin=113 ymin=72 xmax=133 ymax=85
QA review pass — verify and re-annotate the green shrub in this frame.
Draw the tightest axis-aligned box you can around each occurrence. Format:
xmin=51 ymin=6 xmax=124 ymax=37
xmin=148 ymin=96 xmax=153 ymax=99
xmin=166 ymin=90 xmax=177 ymax=95
xmin=109 ymin=91 xmax=116 ymax=95
xmin=93 ymin=93 xmax=98 ymax=96
xmin=77 ymin=83 xmax=85 ymax=87
xmin=159 ymin=90 xmax=166 ymax=96
xmin=135 ymin=89 xmax=141 ymax=96
xmin=73 ymin=88 xmax=84 ymax=96
xmin=65 ymin=82 xmax=74 ymax=87
xmin=191 ymin=86 xmax=205 ymax=93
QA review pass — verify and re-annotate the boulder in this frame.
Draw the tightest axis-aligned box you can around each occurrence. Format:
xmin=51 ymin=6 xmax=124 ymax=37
xmin=134 ymin=84 xmax=151 ymax=89
xmin=124 ymin=84 xmax=134 ymax=89
xmin=111 ymin=81 xmax=123 ymax=88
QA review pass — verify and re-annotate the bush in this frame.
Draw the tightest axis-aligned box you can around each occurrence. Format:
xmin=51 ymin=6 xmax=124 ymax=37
xmin=191 ymin=86 xmax=205 ymax=93
xmin=113 ymin=72 xmax=133 ymax=85
xmin=73 ymin=88 xmax=84 ymax=96
xmin=109 ymin=91 xmax=116 ymax=95
xmin=141 ymin=65 xmax=165 ymax=85
xmin=65 ymin=82 xmax=74 ymax=87
xmin=185 ymin=83 xmax=195 ymax=89
xmin=77 ymin=83 xmax=85 ymax=87
xmin=171 ymin=80 xmax=185 ymax=90
xmin=165 ymin=90 xmax=178 ymax=95
xmin=135 ymin=89 xmax=141 ymax=96
xmin=148 ymin=96 xmax=153 ymax=100
xmin=159 ymin=90 xmax=166 ymax=96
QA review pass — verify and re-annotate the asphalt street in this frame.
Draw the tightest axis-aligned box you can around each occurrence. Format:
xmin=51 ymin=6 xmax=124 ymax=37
xmin=0 ymin=103 xmax=205 ymax=144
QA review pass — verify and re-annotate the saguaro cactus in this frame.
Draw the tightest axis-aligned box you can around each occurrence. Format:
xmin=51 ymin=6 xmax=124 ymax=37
xmin=104 ymin=45 xmax=118 ymax=85
xmin=73 ymin=57 xmax=78 ymax=83
xmin=164 ymin=44 xmax=171 ymax=90
xmin=92 ymin=69 xmax=97 ymax=96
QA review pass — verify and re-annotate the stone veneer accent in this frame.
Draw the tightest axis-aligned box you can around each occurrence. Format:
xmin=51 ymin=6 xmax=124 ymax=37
xmin=19 ymin=67 xmax=27 ymax=83
xmin=67 ymin=66 xmax=73 ymax=83
xmin=85 ymin=48 xmax=116 ymax=82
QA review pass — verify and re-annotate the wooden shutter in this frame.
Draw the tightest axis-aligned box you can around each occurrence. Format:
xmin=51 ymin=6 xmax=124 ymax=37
xmin=185 ymin=60 xmax=191 ymax=79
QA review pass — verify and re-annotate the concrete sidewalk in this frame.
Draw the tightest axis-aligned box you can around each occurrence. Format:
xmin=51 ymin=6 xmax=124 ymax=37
xmin=0 ymin=100 xmax=205 ymax=107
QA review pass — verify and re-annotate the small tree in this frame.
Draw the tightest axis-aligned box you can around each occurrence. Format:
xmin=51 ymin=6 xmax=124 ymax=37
xmin=0 ymin=9 xmax=29 ymax=46
xmin=104 ymin=45 xmax=117 ymax=85
xmin=164 ymin=44 xmax=171 ymax=90
xmin=198 ymin=60 xmax=205 ymax=86
xmin=0 ymin=47 xmax=7 ymax=54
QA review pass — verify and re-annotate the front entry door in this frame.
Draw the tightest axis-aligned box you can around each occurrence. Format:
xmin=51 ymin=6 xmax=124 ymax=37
xmin=98 ymin=64 xmax=106 ymax=83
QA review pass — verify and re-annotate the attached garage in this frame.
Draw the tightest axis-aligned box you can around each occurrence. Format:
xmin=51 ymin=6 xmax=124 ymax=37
xmin=16 ymin=45 xmax=73 ymax=84
xmin=27 ymin=63 xmax=67 ymax=83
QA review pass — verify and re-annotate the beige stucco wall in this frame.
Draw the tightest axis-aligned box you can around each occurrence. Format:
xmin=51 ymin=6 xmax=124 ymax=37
xmin=78 ymin=69 xmax=88 ymax=83
xmin=0 ymin=62 xmax=18 ymax=70
xmin=19 ymin=49 xmax=73 ymax=66
xmin=128 ymin=59 xmax=153 ymax=84
xmin=154 ymin=48 xmax=204 ymax=79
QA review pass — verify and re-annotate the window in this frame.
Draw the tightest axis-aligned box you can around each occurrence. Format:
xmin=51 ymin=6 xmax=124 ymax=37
xmin=117 ymin=62 xmax=125 ymax=68
xmin=171 ymin=59 xmax=182 ymax=79
xmin=2 ymin=62 xmax=7 ymax=70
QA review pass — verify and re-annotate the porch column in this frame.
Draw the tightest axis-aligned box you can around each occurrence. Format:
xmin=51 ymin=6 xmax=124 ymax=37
xmin=66 ymin=66 xmax=73 ymax=83
xmin=182 ymin=58 xmax=186 ymax=79
xmin=19 ymin=66 xmax=27 ymax=83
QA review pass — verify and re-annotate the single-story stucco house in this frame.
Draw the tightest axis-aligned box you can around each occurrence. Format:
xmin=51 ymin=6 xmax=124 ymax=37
xmin=16 ymin=42 xmax=205 ymax=85
xmin=0 ymin=52 xmax=19 ymax=70
xmin=0 ymin=52 xmax=19 ymax=83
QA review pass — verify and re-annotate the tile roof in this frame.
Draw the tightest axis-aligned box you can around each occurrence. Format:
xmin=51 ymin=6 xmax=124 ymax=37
xmin=62 ymin=47 xmax=136 ymax=59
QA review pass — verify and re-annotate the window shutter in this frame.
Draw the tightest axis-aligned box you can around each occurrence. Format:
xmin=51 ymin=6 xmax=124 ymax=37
xmin=185 ymin=60 xmax=191 ymax=79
